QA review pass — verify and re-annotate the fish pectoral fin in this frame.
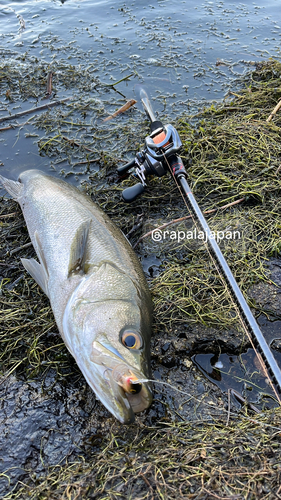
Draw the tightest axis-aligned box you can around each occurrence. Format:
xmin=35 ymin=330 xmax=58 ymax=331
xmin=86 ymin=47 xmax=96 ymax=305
xmin=21 ymin=258 xmax=49 ymax=297
xmin=34 ymin=231 xmax=49 ymax=276
xmin=107 ymin=370 xmax=135 ymax=423
xmin=22 ymin=231 xmax=49 ymax=296
xmin=68 ymin=219 xmax=91 ymax=277
xmin=0 ymin=175 xmax=23 ymax=201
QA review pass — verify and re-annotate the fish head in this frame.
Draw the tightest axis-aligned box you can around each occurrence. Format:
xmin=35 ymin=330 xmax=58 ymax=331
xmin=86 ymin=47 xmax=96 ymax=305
xmin=63 ymin=293 xmax=152 ymax=424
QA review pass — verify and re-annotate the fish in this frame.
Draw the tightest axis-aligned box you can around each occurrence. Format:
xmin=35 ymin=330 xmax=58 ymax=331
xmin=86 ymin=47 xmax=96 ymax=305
xmin=103 ymin=99 xmax=137 ymax=122
xmin=0 ymin=170 xmax=153 ymax=423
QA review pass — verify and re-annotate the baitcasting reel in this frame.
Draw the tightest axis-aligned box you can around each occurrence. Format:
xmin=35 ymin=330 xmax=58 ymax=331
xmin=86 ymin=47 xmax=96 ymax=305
xmin=117 ymin=89 xmax=187 ymax=202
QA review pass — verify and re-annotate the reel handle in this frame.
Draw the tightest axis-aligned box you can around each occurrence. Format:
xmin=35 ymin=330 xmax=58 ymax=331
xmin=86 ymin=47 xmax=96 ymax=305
xmin=122 ymin=183 xmax=145 ymax=203
xmin=117 ymin=159 xmax=136 ymax=176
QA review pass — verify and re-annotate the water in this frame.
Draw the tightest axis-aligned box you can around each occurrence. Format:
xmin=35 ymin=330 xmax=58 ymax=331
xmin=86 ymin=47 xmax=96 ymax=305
xmin=1 ymin=0 xmax=280 ymax=97
xmin=0 ymin=0 xmax=281 ymax=182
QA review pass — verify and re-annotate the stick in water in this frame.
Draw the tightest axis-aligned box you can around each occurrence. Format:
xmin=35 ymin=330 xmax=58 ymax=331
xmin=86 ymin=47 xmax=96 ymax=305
xmin=45 ymin=72 xmax=53 ymax=98
xmin=0 ymin=98 xmax=70 ymax=124
xmin=103 ymin=99 xmax=137 ymax=122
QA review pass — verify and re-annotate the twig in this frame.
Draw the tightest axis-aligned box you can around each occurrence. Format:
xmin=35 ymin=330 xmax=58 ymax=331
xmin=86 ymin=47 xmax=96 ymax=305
xmin=230 ymin=389 xmax=261 ymax=414
xmin=0 ymin=212 xmax=18 ymax=218
xmin=101 ymin=73 xmax=134 ymax=87
xmin=72 ymin=159 xmax=100 ymax=166
xmin=103 ymin=99 xmax=137 ymax=122
xmin=0 ymin=124 xmax=17 ymax=132
xmin=0 ymin=115 xmax=35 ymax=132
xmin=226 ymin=389 xmax=231 ymax=427
xmin=0 ymin=98 xmax=70 ymax=124
xmin=133 ymin=197 xmax=245 ymax=248
xmin=10 ymin=242 xmax=33 ymax=255
xmin=62 ymin=136 xmax=97 ymax=153
xmin=139 ymin=473 xmax=152 ymax=489
xmin=202 ymin=488 xmax=239 ymax=500
xmin=266 ymin=98 xmax=281 ymax=122
xmin=45 ymin=72 xmax=53 ymax=98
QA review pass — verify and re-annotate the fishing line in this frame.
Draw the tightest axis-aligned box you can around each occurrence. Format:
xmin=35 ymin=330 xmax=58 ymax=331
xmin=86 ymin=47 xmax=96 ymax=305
xmin=134 ymin=378 xmax=281 ymax=431
xmin=160 ymin=150 xmax=281 ymax=405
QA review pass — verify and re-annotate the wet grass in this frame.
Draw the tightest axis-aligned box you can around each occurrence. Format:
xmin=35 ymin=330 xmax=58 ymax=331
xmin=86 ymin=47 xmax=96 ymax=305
xmin=4 ymin=408 xmax=281 ymax=499
xmin=149 ymin=60 xmax=281 ymax=330
xmin=2 ymin=60 xmax=281 ymax=498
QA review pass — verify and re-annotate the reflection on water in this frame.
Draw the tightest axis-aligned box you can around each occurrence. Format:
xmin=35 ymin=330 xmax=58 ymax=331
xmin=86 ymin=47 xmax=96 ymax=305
xmin=193 ymin=319 xmax=281 ymax=412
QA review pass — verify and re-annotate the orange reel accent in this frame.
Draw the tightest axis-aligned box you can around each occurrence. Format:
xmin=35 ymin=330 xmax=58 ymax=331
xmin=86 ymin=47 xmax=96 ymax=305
xmin=152 ymin=130 xmax=169 ymax=147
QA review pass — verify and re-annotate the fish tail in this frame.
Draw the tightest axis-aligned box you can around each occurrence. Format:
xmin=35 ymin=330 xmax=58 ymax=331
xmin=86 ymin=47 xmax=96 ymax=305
xmin=0 ymin=174 xmax=23 ymax=200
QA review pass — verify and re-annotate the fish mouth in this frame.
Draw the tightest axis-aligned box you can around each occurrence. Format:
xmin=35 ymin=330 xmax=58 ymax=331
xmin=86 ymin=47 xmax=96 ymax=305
xmin=89 ymin=341 xmax=153 ymax=424
xmin=106 ymin=363 xmax=152 ymax=423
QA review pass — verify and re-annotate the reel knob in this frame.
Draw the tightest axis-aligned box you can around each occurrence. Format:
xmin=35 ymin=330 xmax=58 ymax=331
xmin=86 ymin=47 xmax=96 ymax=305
xmin=122 ymin=183 xmax=145 ymax=203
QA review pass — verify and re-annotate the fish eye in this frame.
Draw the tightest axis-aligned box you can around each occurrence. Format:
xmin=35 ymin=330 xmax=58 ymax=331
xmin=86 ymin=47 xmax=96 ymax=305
xmin=121 ymin=330 xmax=142 ymax=350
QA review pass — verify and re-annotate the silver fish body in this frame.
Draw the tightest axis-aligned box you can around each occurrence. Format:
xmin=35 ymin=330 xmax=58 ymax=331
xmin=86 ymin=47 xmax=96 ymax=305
xmin=0 ymin=170 xmax=152 ymax=423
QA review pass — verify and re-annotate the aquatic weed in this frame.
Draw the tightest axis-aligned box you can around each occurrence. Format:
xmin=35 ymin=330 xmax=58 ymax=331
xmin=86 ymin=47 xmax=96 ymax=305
xmin=1 ymin=60 xmax=281 ymax=499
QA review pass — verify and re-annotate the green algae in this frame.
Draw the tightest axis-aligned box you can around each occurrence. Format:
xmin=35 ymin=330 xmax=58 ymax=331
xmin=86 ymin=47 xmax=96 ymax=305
xmin=4 ymin=408 xmax=281 ymax=499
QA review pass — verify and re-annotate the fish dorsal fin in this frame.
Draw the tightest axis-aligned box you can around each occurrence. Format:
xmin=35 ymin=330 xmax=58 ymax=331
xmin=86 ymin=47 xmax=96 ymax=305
xmin=68 ymin=219 xmax=91 ymax=277
xmin=0 ymin=174 xmax=23 ymax=201
xmin=21 ymin=258 xmax=49 ymax=297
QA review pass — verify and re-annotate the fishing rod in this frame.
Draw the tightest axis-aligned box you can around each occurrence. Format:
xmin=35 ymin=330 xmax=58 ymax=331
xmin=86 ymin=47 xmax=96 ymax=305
xmin=117 ymin=88 xmax=281 ymax=402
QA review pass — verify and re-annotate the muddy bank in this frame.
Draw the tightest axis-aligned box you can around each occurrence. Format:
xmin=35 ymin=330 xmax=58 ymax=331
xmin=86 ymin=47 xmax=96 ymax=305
xmin=1 ymin=61 xmax=281 ymax=498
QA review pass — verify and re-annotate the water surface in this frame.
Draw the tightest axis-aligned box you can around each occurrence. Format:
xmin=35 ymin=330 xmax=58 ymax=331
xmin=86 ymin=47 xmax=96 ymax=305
xmin=0 ymin=0 xmax=281 ymax=181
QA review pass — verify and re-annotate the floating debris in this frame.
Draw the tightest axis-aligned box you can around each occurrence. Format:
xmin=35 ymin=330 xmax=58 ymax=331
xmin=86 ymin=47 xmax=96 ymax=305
xmin=103 ymin=99 xmax=137 ymax=122
xmin=0 ymin=98 xmax=70 ymax=124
